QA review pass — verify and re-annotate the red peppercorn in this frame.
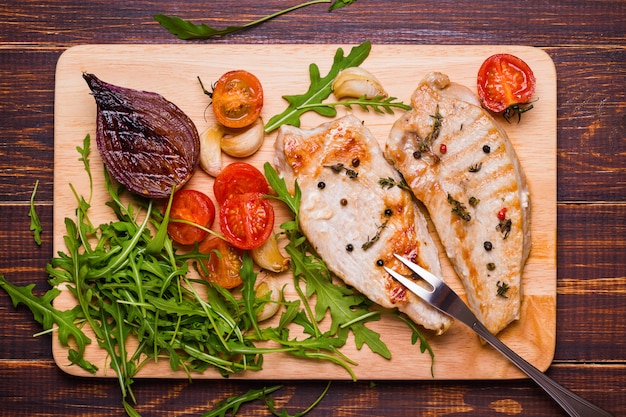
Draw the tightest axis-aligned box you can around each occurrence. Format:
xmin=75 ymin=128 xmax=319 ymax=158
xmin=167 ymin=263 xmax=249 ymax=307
xmin=497 ymin=207 xmax=507 ymax=220
xmin=440 ymin=144 xmax=447 ymax=154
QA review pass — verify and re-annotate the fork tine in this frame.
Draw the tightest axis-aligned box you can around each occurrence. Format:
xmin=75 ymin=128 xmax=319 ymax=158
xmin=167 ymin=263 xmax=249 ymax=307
xmin=383 ymin=266 xmax=433 ymax=300
xmin=393 ymin=254 xmax=441 ymax=288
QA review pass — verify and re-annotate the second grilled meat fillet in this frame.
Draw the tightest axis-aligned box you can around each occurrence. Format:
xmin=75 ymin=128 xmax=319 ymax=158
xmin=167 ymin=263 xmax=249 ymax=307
xmin=386 ymin=72 xmax=531 ymax=335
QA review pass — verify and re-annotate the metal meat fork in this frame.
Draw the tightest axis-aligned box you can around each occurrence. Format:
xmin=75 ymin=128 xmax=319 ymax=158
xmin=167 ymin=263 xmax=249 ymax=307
xmin=384 ymin=254 xmax=613 ymax=417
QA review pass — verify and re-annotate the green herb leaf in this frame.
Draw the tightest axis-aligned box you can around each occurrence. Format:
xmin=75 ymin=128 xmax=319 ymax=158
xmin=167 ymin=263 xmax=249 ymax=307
xmin=28 ymin=180 xmax=42 ymax=245
xmin=0 ymin=276 xmax=92 ymax=361
xmin=328 ymin=0 xmax=357 ymax=10
xmin=155 ymin=0 xmax=354 ymax=40
xmin=265 ymin=381 xmax=331 ymax=417
xmin=264 ymin=41 xmax=372 ymax=133
xmin=76 ymin=134 xmax=92 ymax=204
xmin=201 ymin=385 xmax=282 ymax=417
xmin=298 ymin=95 xmax=411 ymax=115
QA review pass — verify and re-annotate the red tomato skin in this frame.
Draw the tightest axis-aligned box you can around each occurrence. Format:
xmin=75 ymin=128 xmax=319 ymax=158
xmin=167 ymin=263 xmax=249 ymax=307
xmin=219 ymin=192 xmax=274 ymax=250
xmin=212 ymin=70 xmax=263 ymax=129
xmin=197 ymin=236 xmax=243 ymax=289
xmin=213 ymin=162 xmax=269 ymax=205
xmin=477 ymin=53 xmax=536 ymax=113
xmin=167 ymin=189 xmax=216 ymax=246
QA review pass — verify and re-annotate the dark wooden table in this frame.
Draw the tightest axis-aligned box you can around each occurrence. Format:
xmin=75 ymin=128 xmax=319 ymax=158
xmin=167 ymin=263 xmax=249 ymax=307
xmin=1 ymin=1 xmax=625 ymax=416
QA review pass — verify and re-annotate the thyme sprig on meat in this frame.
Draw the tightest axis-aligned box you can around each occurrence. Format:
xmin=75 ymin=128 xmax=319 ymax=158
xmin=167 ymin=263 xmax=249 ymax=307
xmin=325 ymin=162 xmax=358 ymax=179
xmin=469 ymin=162 xmax=483 ymax=173
xmin=362 ymin=220 xmax=389 ymax=251
xmin=497 ymin=217 xmax=512 ymax=239
xmin=379 ymin=176 xmax=411 ymax=192
xmin=409 ymin=105 xmax=444 ymax=163
xmin=497 ymin=281 xmax=510 ymax=298
xmin=447 ymin=193 xmax=471 ymax=221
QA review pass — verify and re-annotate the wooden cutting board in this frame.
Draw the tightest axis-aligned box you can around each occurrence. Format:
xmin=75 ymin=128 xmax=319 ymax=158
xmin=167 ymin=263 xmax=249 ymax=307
xmin=53 ymin=44 xmax=557 ymax=380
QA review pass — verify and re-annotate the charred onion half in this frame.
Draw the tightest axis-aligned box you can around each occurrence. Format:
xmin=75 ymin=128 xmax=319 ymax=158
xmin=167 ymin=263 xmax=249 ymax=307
xmin=83 ymin=73 xmax=200 ymax=198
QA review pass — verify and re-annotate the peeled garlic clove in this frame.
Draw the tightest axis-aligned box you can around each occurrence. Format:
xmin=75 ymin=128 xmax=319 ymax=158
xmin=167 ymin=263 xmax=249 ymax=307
xmin=199 ymin=124 xmax=224 ymax=177
xmin=255 ymin=277 xmax=282 ymax=322
xmin=220 ymin=118 xmax=265 ymax=158
xmin=251 ymin=232 xmax=289 ymax=273
xmin=332 ymin=67 xmax=388 ymax=100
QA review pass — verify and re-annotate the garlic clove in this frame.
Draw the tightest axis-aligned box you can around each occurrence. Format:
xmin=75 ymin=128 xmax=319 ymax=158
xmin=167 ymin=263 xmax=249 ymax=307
xmin=255 ymin=277 xmax=282 ymax=322
xmin=220 ymin=118 xmax=265 ymax=158
xmin=199 ymin=124 xmax=224 ymax=177
xmin=332 ymin=67 xmax=388 ymax=100
xmin=251 ymin=232 xmax=289 ymax=273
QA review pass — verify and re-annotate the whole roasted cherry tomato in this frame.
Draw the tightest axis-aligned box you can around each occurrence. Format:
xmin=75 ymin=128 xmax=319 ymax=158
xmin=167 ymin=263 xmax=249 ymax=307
xmin=219 ymin=192 xmax=274 ymax=250
xmin=477 ymin=53 xmax=536 ymax=122
xmin=167 ymin=189 xmax=215 ymax=245
xmin=197 ymin=236 xmax=243 ymax=289
xmin=212 ymin=70 xmax=263 ymax=129
xmin=213 ymin=162 xmax=269 ymax=205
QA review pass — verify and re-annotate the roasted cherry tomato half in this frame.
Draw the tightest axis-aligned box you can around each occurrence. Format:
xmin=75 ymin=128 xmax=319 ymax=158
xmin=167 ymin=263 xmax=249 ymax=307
xmin=219 ymin=192 xmax=274 ymax=250
xmin=477 ymin=53 xmax=536 ymax=122
xmin=197 ymin=236 xmax=243 ymax=289
xmin=213 ymin=162 xmax=270 ymax=205
xmin=167 ymin=189 xmax=216 ymax=246
xmin=212 ymin=70 xmax=263 ymax=129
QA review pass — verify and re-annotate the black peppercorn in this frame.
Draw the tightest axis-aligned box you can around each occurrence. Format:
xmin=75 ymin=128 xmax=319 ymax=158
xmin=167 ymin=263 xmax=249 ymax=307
xmin=483 ymin=145 xmax=491 ymax=153
xmin=376 ymin=259 xmax=384 ymax=266
xmin=351 ymin=158 xmax=360 ymax=168
xmin=413 ymin=151 xmax=422 ymax=159
xmin=487 ymin=262 xmax=496 ymax=271
xmin=346 ymin=244 xmax=354 ymax=252
xmin=384 ymin=208 xmax=393 ymax=216
xmin=317 ymin=181 xmax=326 ymax=189
xmin=484 ymin=241 xmax=493 ymax=251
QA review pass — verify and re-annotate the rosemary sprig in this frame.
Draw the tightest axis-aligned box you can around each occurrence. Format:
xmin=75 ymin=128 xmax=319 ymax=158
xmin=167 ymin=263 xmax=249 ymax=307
xmin=298 ymin=95 xmax=411 ymax=115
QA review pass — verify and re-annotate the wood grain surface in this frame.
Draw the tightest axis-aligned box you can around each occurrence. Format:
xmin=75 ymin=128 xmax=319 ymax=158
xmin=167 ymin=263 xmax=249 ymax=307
xmin=1 ymin=1 xmax=625 ymax=416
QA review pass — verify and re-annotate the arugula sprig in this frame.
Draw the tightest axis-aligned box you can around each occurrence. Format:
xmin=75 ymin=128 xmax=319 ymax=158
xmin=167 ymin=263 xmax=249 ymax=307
xmin=264 ymin=41 xmax=371 ymax=133
xmin=28 ymin=180 xmax=42 ymax=245
xmin=0 ymin=278 xmax=93 ymax=366
xmin=155 ymin=0 xmax=356 ymax=40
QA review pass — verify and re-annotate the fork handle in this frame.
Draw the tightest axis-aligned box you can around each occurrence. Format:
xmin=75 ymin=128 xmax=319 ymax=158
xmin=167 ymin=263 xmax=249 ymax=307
xmin=472 ymin=321 xmax=613 ymax=417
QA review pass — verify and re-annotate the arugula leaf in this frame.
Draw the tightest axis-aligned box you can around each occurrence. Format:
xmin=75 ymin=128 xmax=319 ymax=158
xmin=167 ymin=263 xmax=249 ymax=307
xmin=200 ymin=385 xmax=282 ymax=417
xmin=265 ymin=381 xmax=331 ymax=417
xmin=0 ymin=276 xmax=93 ymax=362
xmin=76 ymin=134 xmax=92 ymax=204
xmin=28 ymin=180 xmax=42 ymax=245
xmin=264 ymin=41 xmax=372 ymax=133
xmin=155 ymin=0 xmax=355 ymax=40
